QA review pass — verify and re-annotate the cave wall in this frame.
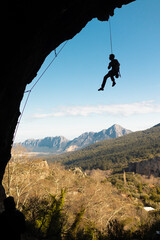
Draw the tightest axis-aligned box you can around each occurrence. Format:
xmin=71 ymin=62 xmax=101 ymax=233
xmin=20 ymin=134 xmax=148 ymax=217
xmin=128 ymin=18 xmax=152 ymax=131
xmin=1 ymin=0 xmax=135 ymax=185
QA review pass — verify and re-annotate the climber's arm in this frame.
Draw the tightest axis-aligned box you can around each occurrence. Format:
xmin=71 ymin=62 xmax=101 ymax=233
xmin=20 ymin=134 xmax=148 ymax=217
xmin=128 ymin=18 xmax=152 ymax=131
xmin=108 ymin=62 xmax=111 ymax=69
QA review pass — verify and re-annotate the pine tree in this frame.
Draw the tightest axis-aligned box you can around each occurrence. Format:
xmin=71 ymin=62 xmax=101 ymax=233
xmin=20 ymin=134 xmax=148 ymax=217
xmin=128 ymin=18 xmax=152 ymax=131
xmin=66 ymin=207 xmax=85 ymax=239
xmin=36 ymin=188 xmax=66 ymax=239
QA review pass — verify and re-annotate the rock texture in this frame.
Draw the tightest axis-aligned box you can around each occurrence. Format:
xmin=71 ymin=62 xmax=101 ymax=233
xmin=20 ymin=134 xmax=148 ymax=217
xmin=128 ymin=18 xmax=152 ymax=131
xmin=128 ymin=156 xmax=160 ymax=177
xmin=20 ymin=124 xmax=131 ymax=153
xmin=22 ymin=136 xmax=69 ymax=153
xmin=1 ymin=0 xmax=135 ymax=184
xmin=0 ymin=185 xmax=5 ymax=213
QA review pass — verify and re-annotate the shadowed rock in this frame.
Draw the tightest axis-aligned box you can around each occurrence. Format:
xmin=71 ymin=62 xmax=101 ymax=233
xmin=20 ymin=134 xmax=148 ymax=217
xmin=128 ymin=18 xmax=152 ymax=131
xmin=0 ymin=0 xmax=135 ymax=201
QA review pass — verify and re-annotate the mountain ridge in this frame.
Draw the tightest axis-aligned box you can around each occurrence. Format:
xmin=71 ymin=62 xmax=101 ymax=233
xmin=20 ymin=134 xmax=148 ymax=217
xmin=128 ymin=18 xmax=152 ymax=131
xmin=50 ymin=124 xmax=160 ymax=170
xmin=20 ymin=124 xmax=132 ymax=154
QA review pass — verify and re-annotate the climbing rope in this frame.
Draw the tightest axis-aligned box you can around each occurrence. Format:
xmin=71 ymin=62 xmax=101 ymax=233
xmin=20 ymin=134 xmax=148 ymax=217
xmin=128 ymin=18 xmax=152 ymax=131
xmin=108 ymin=18 xmax=113 ymax=54
xmin=13 ymin=40 xmax=68 ymax=144
xmin=8 ymin=41 xmax=68 ymax=194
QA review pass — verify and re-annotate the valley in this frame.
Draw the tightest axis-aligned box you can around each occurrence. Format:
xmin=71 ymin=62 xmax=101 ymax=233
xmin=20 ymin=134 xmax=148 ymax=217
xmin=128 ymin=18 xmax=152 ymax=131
xmin=46 ymin=124 xmax=160 ymax=172
xmin=3 ymin=154 xmax=160 ymax=240
xmin=5 ymin=123 xmax=160 ymax=239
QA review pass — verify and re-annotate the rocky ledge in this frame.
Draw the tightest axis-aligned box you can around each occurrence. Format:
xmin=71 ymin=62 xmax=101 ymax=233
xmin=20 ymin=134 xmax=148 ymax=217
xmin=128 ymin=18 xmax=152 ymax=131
xmin=128 ymin=156 xmax=160 ymax=177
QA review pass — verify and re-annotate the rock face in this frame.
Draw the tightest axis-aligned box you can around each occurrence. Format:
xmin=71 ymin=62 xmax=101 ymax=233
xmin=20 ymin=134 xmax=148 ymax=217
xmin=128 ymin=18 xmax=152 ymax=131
xmin=20 ymin=124 xmax=132 ymax=153
xmin=128 ymin=156 xmax=160 ymax=177
xmin=22 ymin=136 xmax=69 ymax=153
xmin=66 ymin=124 xmax=131 ymax=151
xmin=1 ymin=0 xmax=135 ymax=184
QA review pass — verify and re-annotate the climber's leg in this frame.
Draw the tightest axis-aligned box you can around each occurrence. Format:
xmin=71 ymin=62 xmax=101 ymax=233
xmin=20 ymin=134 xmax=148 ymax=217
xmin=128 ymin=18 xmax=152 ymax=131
xmin=111 ymin=75 xmax=116 ymax=87
xmin=98 ymin=73 xmax=109 ymax=91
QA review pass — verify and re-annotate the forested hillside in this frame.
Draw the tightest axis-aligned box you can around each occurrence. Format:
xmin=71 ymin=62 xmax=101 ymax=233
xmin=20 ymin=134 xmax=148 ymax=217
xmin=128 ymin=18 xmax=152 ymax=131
xmin=47 ymin=125 xmax=160 ymax=170
xmin=3 ymin=153 xmax=160 ymax=240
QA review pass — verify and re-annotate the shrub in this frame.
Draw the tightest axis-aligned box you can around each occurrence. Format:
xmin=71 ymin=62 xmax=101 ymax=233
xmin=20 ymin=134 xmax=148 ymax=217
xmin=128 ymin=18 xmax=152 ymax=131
xmin=107 ymin=219 xmax=131 ymax=240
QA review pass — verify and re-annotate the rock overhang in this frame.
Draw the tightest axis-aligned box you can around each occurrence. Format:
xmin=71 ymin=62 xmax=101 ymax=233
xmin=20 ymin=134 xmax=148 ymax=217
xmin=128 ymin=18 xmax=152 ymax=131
xmin=0 ymin=0 xmax=135 ymax=184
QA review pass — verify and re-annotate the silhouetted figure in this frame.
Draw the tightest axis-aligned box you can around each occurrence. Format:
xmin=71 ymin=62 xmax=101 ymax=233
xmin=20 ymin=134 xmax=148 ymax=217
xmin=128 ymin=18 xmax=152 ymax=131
xmin=98 ymin=54 xmax=120 ymax=91
xmin=0 ymin=196 xmax=25 ymax=240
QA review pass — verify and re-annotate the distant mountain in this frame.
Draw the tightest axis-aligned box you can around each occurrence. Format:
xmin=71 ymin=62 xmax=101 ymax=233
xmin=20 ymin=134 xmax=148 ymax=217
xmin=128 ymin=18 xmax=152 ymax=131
xmin=65 ymin=124 xmax=131 ymax=152
xmin=20 ymin=124 xmax=132 ymax=154
xmin=21 ymin=136 xmax=69 ymax=153
xmin=153 ymin=123 xmax=160 ymax=128
xmin=50 ymin=124 xmax=160 ymax=170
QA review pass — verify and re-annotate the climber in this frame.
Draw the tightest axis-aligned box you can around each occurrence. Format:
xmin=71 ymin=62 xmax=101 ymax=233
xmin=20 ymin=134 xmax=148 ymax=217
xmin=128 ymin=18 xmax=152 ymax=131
xmin=98 ymin=54 xmax=120 ymax=91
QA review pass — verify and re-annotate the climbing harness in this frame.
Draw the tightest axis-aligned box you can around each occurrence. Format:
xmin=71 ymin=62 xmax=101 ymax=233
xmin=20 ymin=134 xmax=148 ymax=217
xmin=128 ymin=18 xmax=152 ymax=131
xmin=98 ymin=18 xmax=121 ymax=91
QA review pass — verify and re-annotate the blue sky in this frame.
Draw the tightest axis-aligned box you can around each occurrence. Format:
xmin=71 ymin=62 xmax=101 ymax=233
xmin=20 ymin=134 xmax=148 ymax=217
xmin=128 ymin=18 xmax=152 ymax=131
xmin=16 ymin=0 xmax=160 ymax=142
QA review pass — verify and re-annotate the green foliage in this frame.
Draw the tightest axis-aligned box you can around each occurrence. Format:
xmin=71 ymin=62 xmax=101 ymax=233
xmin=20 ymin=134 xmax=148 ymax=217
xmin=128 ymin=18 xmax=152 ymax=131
xmin=23 ymin=191 xmax=160 ymax=240
xmin=137 ymin=183 xmax=143 ymax=193
xmin=66 ymin=208 xmax=85 ymax=239
xmin=140 ymin=193 xmax=149 ymax=202
xmin=24 ymin=191 xmax=87 ymax=240
xmin=27 ymin=189 xmax=66 ymax=239
xmin=108 ymin=172 xmax=160 ymax=209
xmin=47 ymin=126 xmax=160 ymax=171
xmin=107 ymin=219 xmax=131 ymax=240
xmin=150 ymin=193 xmax=160 ymax=202
xmin=83 ymin=227 xmax=96 ymax=240
xmin=46 ymin=189 xmax=66 ymax=239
